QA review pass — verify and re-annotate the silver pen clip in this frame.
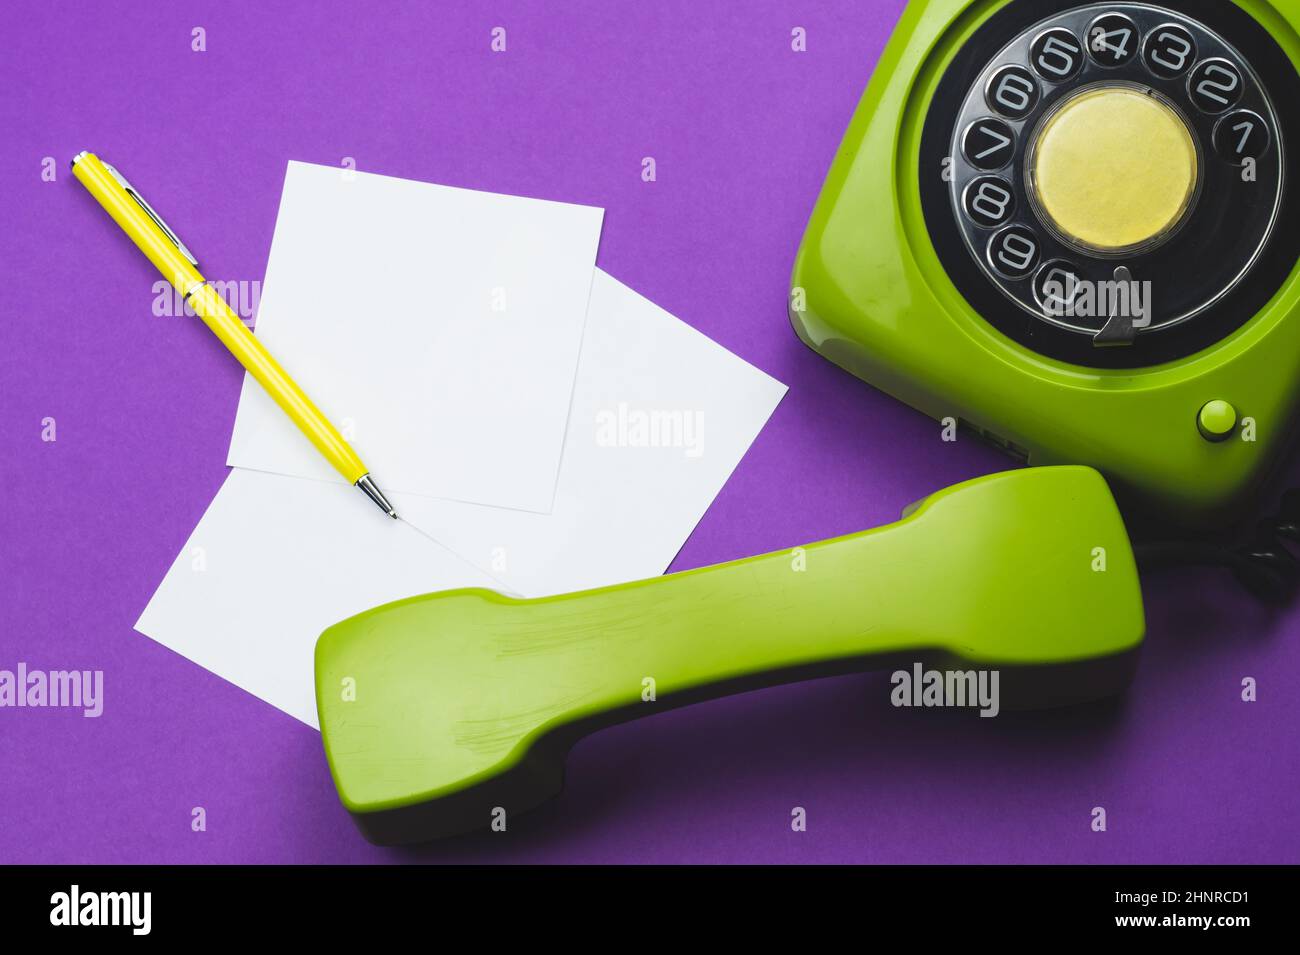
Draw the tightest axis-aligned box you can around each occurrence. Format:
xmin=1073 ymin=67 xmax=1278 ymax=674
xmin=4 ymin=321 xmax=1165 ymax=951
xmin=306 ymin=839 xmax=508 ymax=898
xmin=102 ymin=161 xmax=200 ymax=268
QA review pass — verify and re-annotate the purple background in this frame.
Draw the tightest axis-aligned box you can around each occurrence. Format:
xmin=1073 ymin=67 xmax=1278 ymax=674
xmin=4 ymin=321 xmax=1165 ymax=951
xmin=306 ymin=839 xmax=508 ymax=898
xmin=3 ymin=0 xmax=1297 ymax=864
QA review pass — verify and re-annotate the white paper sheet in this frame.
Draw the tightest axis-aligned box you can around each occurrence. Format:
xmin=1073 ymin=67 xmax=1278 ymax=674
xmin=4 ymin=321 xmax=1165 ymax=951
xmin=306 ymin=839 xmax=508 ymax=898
xmin=392 ymin=270 xmax=788 ymax=597
xmin=138 ymin=271 xmax=786 ymax=726
xmin=226 ymin=161 xmax=604 ymax=513
xmin=136 ymin=469 xmax=504 ymax=727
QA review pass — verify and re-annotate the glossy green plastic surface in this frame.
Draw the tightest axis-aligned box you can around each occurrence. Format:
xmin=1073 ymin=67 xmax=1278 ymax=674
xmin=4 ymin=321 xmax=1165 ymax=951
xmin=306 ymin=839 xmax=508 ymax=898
xmin=790 ymin=0 xmax=1300 ymax=527
xmin=317 ymin=466 xmax=1144 ymax=844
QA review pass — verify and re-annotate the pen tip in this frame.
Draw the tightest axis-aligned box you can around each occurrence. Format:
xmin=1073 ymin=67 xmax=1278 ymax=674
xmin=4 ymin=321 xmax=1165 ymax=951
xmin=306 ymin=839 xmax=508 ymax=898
xmin=356 ymin=474 xmax=398 ymax=521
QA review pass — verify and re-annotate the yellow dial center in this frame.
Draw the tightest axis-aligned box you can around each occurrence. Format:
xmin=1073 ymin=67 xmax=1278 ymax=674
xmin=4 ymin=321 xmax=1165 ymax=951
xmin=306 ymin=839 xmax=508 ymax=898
xmin=1029 ymin=85 xmax=1199 ymax=253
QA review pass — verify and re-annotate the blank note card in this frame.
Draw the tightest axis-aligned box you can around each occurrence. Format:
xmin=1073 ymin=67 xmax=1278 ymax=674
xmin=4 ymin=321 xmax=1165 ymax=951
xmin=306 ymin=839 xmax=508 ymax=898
xmin=226 ymin=161 xmax=604 ymax=513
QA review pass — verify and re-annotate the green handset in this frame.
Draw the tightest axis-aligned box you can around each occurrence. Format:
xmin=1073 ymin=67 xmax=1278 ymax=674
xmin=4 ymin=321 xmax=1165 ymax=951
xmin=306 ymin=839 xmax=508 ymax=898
xmin=791 ymin=0 xmax=1300 ymax=527
xmin=316 ymin=466 xmax=1144 ymax=845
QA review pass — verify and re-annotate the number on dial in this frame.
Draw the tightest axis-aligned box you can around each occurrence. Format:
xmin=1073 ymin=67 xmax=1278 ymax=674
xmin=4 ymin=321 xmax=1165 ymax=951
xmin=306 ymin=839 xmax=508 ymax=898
xmin=988 ymin=226 xmax=1041 ymax=280
xmin=1087 ymin=14 xmax=1138 ymax=68
xmin=963 ymin=176 xmax=1017 ymax=228
xmin=1189 ymin=58 xmax=1244 ymax=113
xmin=1030 ymin=28 xmax=1083 ymax=81
xmin=986 ymin=66 xmax=1039 ymax=120
xmin=1033 ymin=261 xmax=1085 ymax=317
xmin=1142 ymin=24 xmax=1197 ymax=79
xmin=1214 ymin=110 xmax=1270 ymax=162
xmin=962 ymin=118 xmax=1016 ymax=170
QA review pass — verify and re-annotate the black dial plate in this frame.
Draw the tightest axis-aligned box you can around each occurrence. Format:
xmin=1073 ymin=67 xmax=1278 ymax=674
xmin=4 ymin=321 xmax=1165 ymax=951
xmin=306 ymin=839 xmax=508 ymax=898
xmin=919 ymin=0 xmax=1299 ymax=368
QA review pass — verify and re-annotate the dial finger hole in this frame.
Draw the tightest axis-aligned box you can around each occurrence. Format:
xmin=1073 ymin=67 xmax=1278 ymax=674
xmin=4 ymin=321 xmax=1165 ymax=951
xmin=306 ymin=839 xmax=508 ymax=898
xmin=1087 ymin=13 xmax=1139 ymax=68
xmin=988 ymin=226 xmax=1041 ymax=280
xmin=1030 ymin=27 xmax=1084 ymax=82
xmin=1189 ymin=58 xmax=1245 ymax=113
xmin=986 ymin=65 xmax=1040 ymax=120
xmin=1142 ymin=23 xmax=1197 ymax=79
xmin=962 ymin=118 xmax=1017 ymax=170
xmin=1213 ymin=109 xmax=1271 ymax=163
xmin=963 ymin=176 xmax=1018 ymax=228
xmin=1033 ymin=260 xmax=1086 ymax=318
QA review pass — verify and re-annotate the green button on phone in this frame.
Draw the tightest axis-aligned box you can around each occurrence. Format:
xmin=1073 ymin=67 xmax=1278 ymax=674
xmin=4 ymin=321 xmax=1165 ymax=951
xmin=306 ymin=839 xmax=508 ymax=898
xmin=1198 ymin=399 xmax=1237 ymax=442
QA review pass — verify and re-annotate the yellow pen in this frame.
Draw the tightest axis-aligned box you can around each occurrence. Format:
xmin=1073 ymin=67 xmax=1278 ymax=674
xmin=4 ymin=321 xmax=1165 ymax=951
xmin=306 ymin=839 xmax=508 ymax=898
xmin=71 ymin=151 xmax=397 ymax=519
